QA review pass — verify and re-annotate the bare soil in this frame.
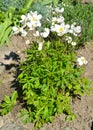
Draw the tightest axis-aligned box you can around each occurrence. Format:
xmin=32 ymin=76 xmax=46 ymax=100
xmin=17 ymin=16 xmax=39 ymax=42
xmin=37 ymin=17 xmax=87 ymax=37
xmin=0 ymin=34 xmax=93 ymax=130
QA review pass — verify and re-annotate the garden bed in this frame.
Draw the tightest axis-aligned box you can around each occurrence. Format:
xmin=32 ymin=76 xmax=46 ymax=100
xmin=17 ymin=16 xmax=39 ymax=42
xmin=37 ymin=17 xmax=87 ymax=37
xmin=0 ymin=0 xmax=93 ymax=130
xmin=0 ymin=35 xmax=93 ymax=130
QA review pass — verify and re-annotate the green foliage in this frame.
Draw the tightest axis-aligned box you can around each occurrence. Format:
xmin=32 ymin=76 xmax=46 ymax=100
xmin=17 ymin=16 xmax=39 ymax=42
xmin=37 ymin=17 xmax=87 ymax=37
xmin=0 ymin=0 xmax=92 ymax=129
xmin=18 ymin=40 xmax=90 ymax=128
xmin=61 ymin=1 xmax=93 ymax=44
xmin=29 ymin=2 xmax=51 ymax=22
xmin=61 ymin=0 xmax=76 ymax=5
xmin=0 ymin=91 xmax=18 ymax=115
xmin=0 ymin=0 xmax=93 ymax=45
xmin=0 ymin=0 xmax=26 ymax=12
xmin=0 ymin=0 xmax=35 ymax=45
xmin=0 ymin=15 xmax=12 ymax=45
xmin=30 ymin=1 xmax=93 ymax=45
xmin=37 ymin=0 xmax=59 ymax=5
xmin=20 ymin=0 xmax=34 ymax=14
xmin=0 ymin=7 xmax=16 ymax=45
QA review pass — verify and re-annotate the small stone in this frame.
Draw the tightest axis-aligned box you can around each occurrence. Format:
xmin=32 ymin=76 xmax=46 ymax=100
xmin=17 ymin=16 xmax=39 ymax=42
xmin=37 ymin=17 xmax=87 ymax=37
xmin=0 ymin=123 xmax=26 ymax=130
xmin=17 ymin=51 xmax=21 ymax=54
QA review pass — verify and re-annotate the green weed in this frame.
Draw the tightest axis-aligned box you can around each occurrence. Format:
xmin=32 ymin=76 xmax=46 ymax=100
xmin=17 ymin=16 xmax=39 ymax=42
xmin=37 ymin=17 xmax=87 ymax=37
xmin=0 ymin=91 xmax=18 ymax=115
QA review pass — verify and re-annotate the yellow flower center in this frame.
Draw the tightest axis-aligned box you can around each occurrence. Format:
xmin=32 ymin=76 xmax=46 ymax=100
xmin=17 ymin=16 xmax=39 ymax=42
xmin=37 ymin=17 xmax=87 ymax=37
xmin=59 ymin=27 xmax=63 ymax=33
xmin=18 ymin=27 xmax=21 ymax=32
xmin=32 ymin=17 xmax=37 ymax=21
xmin=81 ymin=58 xmax=85 ymax=62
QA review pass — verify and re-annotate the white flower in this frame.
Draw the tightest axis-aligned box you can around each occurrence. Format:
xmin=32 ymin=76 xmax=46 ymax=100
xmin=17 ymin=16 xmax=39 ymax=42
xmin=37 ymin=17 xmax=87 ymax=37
xmin=52 ymin=17 xmax=57 ymax=25
xmin=26 ymin=11 xmax=42 ymax=30
xmin=27 ymin=11 xmax=42 ymax=21
xmin=55 ymin=7 xmax=64 ymax=13
xmin=26 ymin=22 xmax=35 ymax=30
xmin=77 ymin=57 xmax=88 ymax=66
xmin=25 ymin=40 xmax=30 ymax=45
xmin=51 ymin=23 xmax=70 ymax=36
xmin=21 ymin=30 xmax=27 ymax=37
xmin=33 ymin=31 xmax=40 ymax=37
xmin=12 ymin=26 xmax=22 ymax=34
xmin=27 ymin=11 xmax=42 ymax=30
xmin=30 ymin=11 xmax=42 ymax=21
xmin=74 ymin=26 xmax=81 ymax=34
xmin=40 ymin=28 xmax=50 ymax=38
xmin=12 ymin=26 xmax=27 ymax=36
xmin=71 ymin=41 xmax=76 ymax=46
xmin=38 ymin=42 xmax=43 ymax=50
xmin=20 ymin=15 xmax=28 ymax=26
xmin=66 ymin=36 xmax=72 ymax=43
xmin=70 ymin=23 xmax=81 ymax=36
xmin=57 ymin=16 xmax=64 ymax=23
xmin=51 ymin=25 xmax=56 ymax=32
xmin=26 ymin=20 xmax=41 ymax=30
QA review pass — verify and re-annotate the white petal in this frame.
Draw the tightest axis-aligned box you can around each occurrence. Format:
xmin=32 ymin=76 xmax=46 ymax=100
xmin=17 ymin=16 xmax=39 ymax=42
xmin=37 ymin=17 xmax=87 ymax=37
xmin=77 ymin=57 xmax=88 ymax=66
xmin=12 ymin=26 xmax=18 ymax=31
xmin=75 ymin=26 xmax=81 ymax=33
xmin=38 ymin=42 xmax=43 ymax=50
xmin=71 ymin=42 xmax=76 ymax=46
xmin=21 ymin=15 xmax=26 ymax=20
xmin=21 ymin=30 xmax=27 ymax=37
xmin=37 ymin=14 xmax=42 ymax=19
xmin=40 ymin=28 xmax=50 ymax=38
xmin=57 ymin=16 xmax=64 ymax=23
xmin=35 ymin=21 xmax=41 ymax=27
xmin=51 ymin=25 xmax=56 ymax=32
xmin=33 ymin=31 xmax=40 ymax=37
xmin=60 ymin=7 xmax=64 ymax=12
xmin=55 ymin=7 xmax=64 ymax=13
xmin=25 ymin=40 xmax=30 ymax=45
xmin=79 ymin=61 xmax=83 ymax=66
xmin=84 ymin=60 xmax=88 ymax=65
xmin=27 ymin=13 xmax=32 ymax=20
xmin=66 ymin=36 xmax=72 ymax=43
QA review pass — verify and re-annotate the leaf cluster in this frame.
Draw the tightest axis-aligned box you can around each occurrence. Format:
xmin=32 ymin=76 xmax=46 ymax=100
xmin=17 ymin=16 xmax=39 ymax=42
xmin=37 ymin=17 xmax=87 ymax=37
xmin=29 ymin=1 xmax=93 ymax=45
xmin=18 ymin=40 xmax=90 ymax=128
xmin=0 ymin=0 xmax=26 ymax=12
xmin=0 ymin=11 xmax=14 ymax=46
xmin=61 ymin=1 xmax=93 ymax=44
xmin=0 ymin=91 xmax=18 ymax=115
xmin=0 ymin=0 xmax=35 ymax=45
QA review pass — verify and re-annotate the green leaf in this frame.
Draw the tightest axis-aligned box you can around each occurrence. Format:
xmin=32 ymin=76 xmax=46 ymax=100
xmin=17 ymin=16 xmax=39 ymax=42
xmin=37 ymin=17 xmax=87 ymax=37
xmin=66 ymin=114 xmax=76 ymax=122
xmin=41 ymin=0 xmax=53 ymax=5
xmin=1 ymin=102 xmax=9 ymax=108
xmin=4 ymin=95 xmax=11 ymax=104
xmin=22 ymin=116 xmax=29 ymax=124
xmin=20 ymin=109 xmax=28 ymax=117
xmin=43 ymin=107 xmax=48 ymax=118
xmin=1 ymin=109 xmax=8 ymax=115
xmin=11 ymin=91 xmax=18 ymax=104
xmin=0 ymin=26 xmax=12 ymax=45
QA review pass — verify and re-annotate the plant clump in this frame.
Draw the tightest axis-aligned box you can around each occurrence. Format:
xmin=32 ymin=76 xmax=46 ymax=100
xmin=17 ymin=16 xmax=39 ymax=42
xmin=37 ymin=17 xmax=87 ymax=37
xmin=0 ymin=1 xmax=92 ymax=129
xmin=12 ymin=4 xmax=90 ymax=129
